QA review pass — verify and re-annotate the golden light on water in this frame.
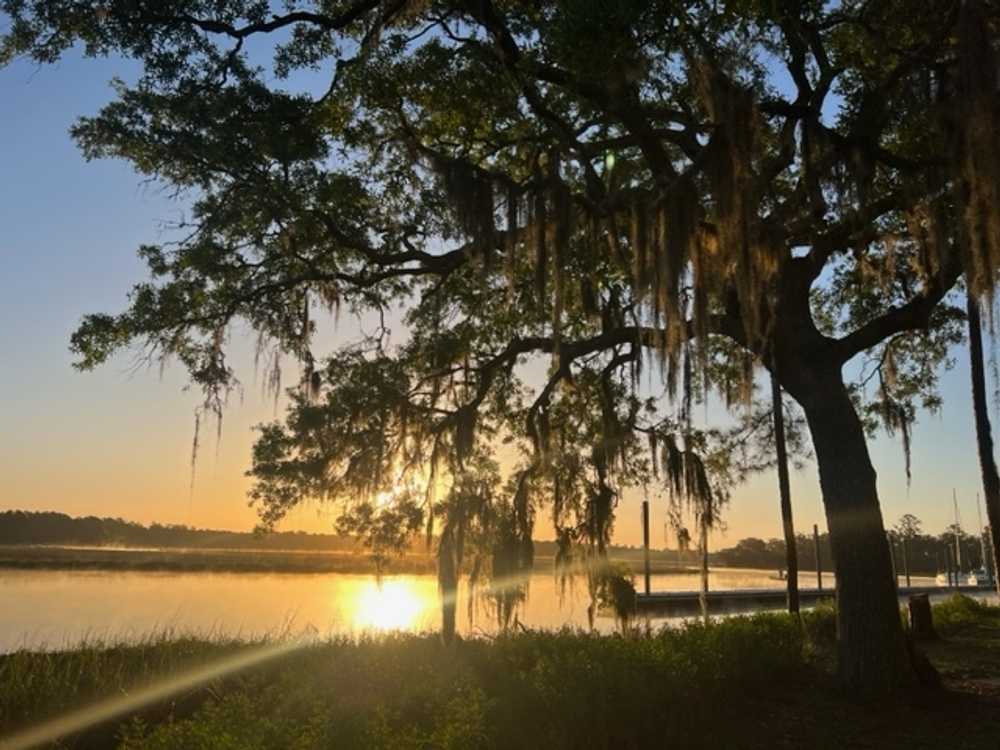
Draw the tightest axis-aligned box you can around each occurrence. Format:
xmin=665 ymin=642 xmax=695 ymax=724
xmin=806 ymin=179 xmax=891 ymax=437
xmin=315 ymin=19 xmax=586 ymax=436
xmin=351 ymin=580 xmax=432 ymax=631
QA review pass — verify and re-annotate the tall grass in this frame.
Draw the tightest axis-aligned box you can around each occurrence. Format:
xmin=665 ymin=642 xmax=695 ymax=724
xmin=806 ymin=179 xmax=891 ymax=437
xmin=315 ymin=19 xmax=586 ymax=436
xmin=3 ymin=598 xmax=996 ymax=749
xmin=2 ymin=615 xmax=808 ymax=749
xmin=0 ymin=631 xmax=259 ymax=732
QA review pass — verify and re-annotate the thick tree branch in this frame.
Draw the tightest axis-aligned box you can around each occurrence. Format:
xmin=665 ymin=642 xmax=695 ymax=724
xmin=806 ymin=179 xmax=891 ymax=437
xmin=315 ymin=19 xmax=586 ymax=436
xmin=154 ymin=1 xmax=387 ymax=39
xmin=439 ymin=313 xmax=737 ymax=438
xmin=467 ymin=0 xmax=679 ymax=180
xmin=832 ymin=261 xmax=962 ymax=363
xmin=794 ymin=193 xmax=907 ymax=278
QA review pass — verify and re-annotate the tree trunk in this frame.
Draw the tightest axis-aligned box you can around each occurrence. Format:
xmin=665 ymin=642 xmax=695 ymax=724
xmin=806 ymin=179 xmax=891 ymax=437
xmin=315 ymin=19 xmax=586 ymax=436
xmin=792 ymin=365 xmax=918 ymax=693
xmin=966 ymin=294 xmax=1000 ymax=598
xmin=770 ymin=371 xmax=800 ymax=614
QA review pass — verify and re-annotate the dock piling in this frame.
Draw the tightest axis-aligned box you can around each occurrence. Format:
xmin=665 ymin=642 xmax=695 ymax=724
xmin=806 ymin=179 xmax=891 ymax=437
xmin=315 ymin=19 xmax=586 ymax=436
xmin=813 ymin=524 xmax=823 ymax=591
xmin=902 ymin=536 xmax=911 ymax=588
xmin=641 ymin=500 xmax=651 ymax=596
xmin=888 ymin=532 xmax=897 ymax=588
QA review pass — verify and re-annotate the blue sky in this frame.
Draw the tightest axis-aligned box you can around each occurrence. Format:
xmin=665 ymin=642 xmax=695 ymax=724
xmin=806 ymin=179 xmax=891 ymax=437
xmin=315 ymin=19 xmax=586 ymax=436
xmin=0 ymin=48 xmax=991 ymax=548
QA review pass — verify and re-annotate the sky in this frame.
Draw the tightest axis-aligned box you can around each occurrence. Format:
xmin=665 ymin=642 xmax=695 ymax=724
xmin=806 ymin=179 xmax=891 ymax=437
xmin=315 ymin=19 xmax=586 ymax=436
xmin=0 ymin=48 xmax=993 ymax=551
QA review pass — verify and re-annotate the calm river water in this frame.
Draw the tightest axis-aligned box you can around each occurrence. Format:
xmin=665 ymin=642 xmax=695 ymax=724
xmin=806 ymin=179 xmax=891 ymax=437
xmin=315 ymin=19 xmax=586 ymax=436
xmin=0 ymin=568 xmax=938 ymax=652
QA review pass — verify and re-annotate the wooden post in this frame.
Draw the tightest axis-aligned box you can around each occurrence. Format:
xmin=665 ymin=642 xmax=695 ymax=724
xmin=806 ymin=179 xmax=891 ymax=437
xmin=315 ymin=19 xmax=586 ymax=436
xmin=953 ymin=545 xmax=961 ymax=587
xmin=902 ymin=535 xmax=911 ymax=588
xmin=887 ymin=532 xmax=898 ymax=589
xmin=990 ymin=525 xmax=1000 ymax=587
xmin=699 ymin=512 xmax=710 ymax=625
xmin=641 ymin=500 xmax=651 ymax=596
xmin=813 ymin=524 xmax=823 ymax=590
xmin=908 ymin=594 xmax=937 ymax=640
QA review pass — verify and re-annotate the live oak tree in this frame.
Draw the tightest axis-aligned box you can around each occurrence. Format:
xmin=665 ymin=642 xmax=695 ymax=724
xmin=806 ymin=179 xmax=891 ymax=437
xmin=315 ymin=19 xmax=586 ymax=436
xmin=4 ymin=0 xmax=996 ymax=692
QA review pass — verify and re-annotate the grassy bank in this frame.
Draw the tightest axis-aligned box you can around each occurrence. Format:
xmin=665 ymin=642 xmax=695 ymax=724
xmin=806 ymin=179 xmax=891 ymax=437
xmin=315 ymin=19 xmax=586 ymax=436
xmin=2 ymin=596 xmax=1000 ymax=748
xmin=0 ymin=545 xmax=697 ymax=576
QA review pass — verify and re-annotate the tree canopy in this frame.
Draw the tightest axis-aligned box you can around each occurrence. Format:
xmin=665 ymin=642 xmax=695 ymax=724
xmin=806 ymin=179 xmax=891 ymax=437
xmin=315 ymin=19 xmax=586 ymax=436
xmin=5 ymin=0 xmax=1000 ymax=690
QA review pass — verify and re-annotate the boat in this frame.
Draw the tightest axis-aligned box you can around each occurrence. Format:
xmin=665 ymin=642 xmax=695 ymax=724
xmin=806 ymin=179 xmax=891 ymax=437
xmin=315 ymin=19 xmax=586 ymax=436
xmin=936 ymin=572 xmax=951 ymax=587
xmin=967 ymin=567 xmax=994 ymax=587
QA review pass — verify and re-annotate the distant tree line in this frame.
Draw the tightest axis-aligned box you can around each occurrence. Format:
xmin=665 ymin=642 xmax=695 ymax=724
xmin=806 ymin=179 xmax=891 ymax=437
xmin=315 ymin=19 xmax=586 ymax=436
xmin=715 ymin=520 xmax=995 ymax=576
xmin=11 ymin=510 xmax=989 ymax=576
xmin=0 ymin=511 xmax=696 ymax=562
xmin=0 ymin=511 xmax=360 ymax=551
xmin=714 ymin=535 xmax=831 ymax=573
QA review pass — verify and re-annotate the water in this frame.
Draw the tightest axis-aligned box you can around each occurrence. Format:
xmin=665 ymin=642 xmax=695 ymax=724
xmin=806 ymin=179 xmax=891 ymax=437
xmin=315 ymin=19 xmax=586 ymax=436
xmin=0 ymin=568 xmax=937 ymax=652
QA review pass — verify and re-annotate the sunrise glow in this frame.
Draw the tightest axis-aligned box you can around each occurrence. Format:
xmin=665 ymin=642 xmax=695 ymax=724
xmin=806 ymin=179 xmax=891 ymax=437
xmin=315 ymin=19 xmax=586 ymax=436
xmin=351 ymin=580 xmax=430 ymax=632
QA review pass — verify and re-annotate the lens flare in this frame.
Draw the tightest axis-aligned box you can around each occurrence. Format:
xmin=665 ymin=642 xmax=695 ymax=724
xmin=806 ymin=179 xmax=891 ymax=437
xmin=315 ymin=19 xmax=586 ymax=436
xmin=0 ymin=638 xmax=309 ymax=750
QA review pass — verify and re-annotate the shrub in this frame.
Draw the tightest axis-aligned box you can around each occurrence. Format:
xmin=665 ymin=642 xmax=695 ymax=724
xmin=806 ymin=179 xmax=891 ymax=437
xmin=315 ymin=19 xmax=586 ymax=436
xmin=933 ymin=594 xmax=1000 ymax=635
xmin=801 ymin=598 xmax=837 ymax=653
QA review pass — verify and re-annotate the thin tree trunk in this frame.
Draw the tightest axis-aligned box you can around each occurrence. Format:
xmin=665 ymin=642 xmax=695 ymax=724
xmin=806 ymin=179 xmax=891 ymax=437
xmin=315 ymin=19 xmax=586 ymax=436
xmin=795 ymin=366 xmax=919 ymax=692
xmin=771 ymin=370 xmax=799 ymax=614
xmin=966 ymin=294 xmax=1000 ymax=598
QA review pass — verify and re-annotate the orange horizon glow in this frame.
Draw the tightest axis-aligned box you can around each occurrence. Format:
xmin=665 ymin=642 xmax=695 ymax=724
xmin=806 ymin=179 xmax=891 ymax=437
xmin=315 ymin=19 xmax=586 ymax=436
xmin=3 ymin=337 xmax=972 ymax=550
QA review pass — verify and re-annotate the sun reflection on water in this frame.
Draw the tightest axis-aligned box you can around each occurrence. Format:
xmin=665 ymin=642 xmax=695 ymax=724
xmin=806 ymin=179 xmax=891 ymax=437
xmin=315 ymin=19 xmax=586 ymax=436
xmin=351 ymin=579 xmax=434 ymax=632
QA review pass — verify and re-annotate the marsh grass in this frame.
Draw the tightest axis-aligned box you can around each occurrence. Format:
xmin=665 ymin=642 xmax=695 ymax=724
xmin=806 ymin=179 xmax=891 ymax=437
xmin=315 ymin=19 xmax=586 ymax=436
xmin=2 ymin=616 xmax=806 ymax=749
xmin=0 ymin=630 xmax=263 ymax=732
xmin=0 ymin=546 xmax=695 ymax=576
xmin=0 ymin=546 xmax=438 ymax=575
xmin=3 ymin=598 xmax=999 ymax=749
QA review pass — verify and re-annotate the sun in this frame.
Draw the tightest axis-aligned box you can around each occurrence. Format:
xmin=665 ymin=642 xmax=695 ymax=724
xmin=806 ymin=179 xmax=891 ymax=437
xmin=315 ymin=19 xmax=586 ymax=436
xmin=352 ymin=580 xmax=429 ymax=631
xmin=373 ymin=490 xmax=396 ymax=508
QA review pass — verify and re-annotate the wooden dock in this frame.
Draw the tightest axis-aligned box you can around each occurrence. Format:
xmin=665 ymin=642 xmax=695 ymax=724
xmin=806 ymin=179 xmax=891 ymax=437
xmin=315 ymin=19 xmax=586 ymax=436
xmin=635 ymin=584 xmax=995 ymax=617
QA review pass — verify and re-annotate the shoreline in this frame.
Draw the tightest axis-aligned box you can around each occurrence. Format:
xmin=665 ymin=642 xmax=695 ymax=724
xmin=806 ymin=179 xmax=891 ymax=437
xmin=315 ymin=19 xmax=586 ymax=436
xmin=0 ymin=545 xmax=702 ymax=576
xmin=2 ymin=597 xmax=999 ymax=748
